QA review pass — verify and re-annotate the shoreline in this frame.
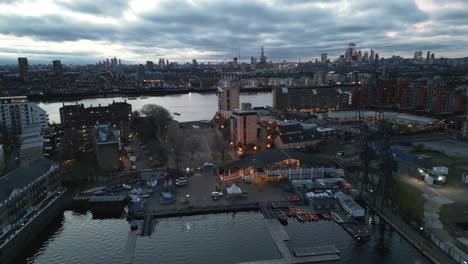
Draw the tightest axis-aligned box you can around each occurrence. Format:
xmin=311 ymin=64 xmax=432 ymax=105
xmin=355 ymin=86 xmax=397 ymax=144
xmin=27 ymin=87 xmax=272 ymax=103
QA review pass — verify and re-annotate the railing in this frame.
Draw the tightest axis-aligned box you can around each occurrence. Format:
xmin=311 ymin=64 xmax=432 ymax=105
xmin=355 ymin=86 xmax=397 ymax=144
xmin=219 ymin=167 xmax=254 ymax=182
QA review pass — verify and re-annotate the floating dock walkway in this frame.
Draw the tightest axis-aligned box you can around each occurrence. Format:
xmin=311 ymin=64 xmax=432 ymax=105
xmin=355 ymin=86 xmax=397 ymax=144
xmin=140 ymin=215 xmax=156 ymax=237
xmin=121 ymin=230 xmax=137 ymax=264
xmin=253 ymin=218 xmax=340 ymax=264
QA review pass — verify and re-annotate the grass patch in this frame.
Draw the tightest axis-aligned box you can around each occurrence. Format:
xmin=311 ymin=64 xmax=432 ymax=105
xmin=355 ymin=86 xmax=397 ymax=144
xmin=440 ymin=202 xmax=468 ymax=254
xmin=394 ymin=179 xmax=425 ymax=225
xmin=410 ymin=146 xmax=468 ymax=184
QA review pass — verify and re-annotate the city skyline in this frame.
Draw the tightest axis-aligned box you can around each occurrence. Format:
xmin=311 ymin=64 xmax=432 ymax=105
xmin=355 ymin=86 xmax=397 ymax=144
xmin=0 ymin=0 xmax=467 ymax=64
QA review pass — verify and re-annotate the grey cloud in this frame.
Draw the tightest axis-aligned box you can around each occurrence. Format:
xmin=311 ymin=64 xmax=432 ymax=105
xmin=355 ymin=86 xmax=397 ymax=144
xmin=0 ymin=0 xmax=467 ymax=62
xmin=56 ymin=0 xmax=129 ymax=16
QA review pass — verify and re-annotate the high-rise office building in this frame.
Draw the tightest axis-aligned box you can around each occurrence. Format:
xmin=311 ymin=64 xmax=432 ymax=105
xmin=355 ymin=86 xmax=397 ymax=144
xmin=192 ymin=59 xmax=198 ymax=68
xmin=52 ymin=60 xmax=63 ymax=77
xmin=369 ymin=49 xmax=375 ymax=61
xmin=414 ymin=51 xmax=423 ymax=60
xmin=137 ymin=64 xmax=145 ymax=82
xmin=321 ymin=53 xmax=328 ymax=63
xmin=0 ymin=96 xmax=48 ymax=134
xmin=375 ymin=53 xmax=380 ymax=65
xmin=431 ymin=53 xmax=435 ymax=59
xmin=345 ymin=43 xmax=357 ymax=62
xmin=146 ymin=61 xmax=154 ymax=71
xmin=426 ymin=51 xmax=431 ymax=60
xmin=260 ymin=46 xmax=267 ymax=64
xmin=363 ymin=51 xmax=369 ymax=61
xmin=18 ymin=57 xmax=29 ymax=80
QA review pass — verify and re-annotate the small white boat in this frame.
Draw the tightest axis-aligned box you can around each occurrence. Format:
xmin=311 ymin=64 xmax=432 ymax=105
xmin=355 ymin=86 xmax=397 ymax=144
xmin=331 ymin=211 xmax=344 ymax=224
xmin=173 ymin=112 xmax=181 ymax=116
xmin=140 ymin=194 xmax=151 ymax=198
xmin=127 ymin=97 xmax=138 ymax=100
xmin=140 ymin=96 xmax=148 ymax=99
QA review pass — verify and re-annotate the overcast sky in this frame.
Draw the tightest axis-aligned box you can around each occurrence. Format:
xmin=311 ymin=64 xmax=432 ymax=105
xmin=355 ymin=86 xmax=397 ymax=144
xmin=0 ymin=0 xmax=467 ymax=64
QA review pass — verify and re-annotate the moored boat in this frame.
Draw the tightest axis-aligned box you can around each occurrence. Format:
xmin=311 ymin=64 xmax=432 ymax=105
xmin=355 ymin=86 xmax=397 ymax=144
xmin=273 ymin=208 xmax=288 ymax=225
xmin=331 ymin=211 xmax=344 ymax=224
xmin=130 ymin=219 xmax=138 ymax=230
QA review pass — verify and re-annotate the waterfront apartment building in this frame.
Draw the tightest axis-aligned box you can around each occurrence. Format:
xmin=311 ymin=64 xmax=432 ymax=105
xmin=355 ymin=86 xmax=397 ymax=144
xmin=93 ymin=123 xmax=120 ymax=171
xmin=230 ymin=109 xmax=257 ymax=146
xmin=60 ymin=101 xmax=132 ymax=138
xmin=273 ymin=86 xmax=353 ymax=112
xmin=0 ymin=158 xmax=61 ymax=243
xmin=0 ymin=96 xmax=48 ymax=134
xmin=218 ymin=79 xmax=240 ymax=111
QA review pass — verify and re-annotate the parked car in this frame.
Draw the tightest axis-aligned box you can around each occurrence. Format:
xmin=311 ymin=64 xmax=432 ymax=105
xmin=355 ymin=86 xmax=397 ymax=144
xmin=203 ymin=162 xmax=214 ymax=167
xmin=211 ymin=191 xmax=223 ymax=200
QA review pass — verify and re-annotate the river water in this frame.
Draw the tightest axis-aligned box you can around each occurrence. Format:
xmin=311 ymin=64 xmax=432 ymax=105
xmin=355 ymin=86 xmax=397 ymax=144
xmin=26 ymin=93 xmax=430 ymax=263
xmin=18 ymin=211 xmax=429 ymax=264
xmin=37 ymin=92 xmax=273 ymax=124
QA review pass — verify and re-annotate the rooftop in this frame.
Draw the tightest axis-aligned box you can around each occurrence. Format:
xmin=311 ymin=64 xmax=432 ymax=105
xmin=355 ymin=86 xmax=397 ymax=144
xmin=224 ymin=148 xmax=336 ymax=169
xmin=0 ymin=158 xmax=58 ymax=202
xmin=93 ymin=124 xmax=119 ymax=144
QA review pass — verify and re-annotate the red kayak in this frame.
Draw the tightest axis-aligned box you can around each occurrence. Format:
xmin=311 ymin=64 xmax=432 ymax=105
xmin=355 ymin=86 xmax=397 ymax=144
xmin=311 ymin=214 xmax=320 ymax=221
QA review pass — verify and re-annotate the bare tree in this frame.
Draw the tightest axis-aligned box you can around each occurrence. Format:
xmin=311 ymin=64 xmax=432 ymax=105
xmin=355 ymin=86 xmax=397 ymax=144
xmin=213 ymin=135 xmax=228 ymax=164
xmin=146 ymin=140 xmax=168 ymax=166
xmin=168 ymin=131 xmax=184 ymax=169
xmin=186 ymin=137 xmax=201 ymax=160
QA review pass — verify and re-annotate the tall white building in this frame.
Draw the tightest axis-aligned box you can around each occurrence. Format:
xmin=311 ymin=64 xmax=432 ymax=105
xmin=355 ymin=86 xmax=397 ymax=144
xmin=0 ymin=96 xmax=48 ymax=134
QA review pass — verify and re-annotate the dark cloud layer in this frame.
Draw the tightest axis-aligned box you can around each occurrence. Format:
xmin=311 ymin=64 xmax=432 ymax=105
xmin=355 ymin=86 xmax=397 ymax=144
xmin=0 ymin=0 xmax=467 ymax=63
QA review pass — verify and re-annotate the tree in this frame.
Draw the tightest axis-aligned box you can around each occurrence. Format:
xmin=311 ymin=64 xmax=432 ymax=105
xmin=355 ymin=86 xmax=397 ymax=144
xmin=168 ymin=131 xmax=184 ymax=169
xmin=147 ymin=140 xmax=168 ymax=166
xmin=213 ymin=135 xmax=228 ymax=164
xmin=186 ymin=137 xmax=201 ymax=160
xmin=134 ymin=104 xmax=172 ymax=142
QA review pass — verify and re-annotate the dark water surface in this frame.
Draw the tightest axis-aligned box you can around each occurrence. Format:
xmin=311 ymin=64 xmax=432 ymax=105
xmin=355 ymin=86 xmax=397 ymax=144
xmin=19 ymin=211 xmax=429 ymax=264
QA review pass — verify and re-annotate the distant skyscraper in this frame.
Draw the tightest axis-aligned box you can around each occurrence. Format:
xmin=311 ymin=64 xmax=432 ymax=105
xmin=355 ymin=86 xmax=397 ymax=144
xmin=166 ymin=59 xmax=169 ymax=66
xmin=18 ymin=57 xmax=29 ymax=80
xmin=363 ymin=51 xmax=369 ymax=61
xmin=431 ymin=53 xmax=435 ymax=59
xmin=321 ymin=53 xmax=328 ymax=63
xmin=52 ymin=60 xmax=63 ymax=77
xmin=233 ymin=57 xmax=238 ymax=68
xmin=260 ymin=46 xmax=267 ymax=64
xmin=345 ymin=43 xmax=357 ymax=62
xmin=192 ymin=59 xmax=198 ymax=68
xmin=414 ymin=51 xmax=423 ymax=60
xmin=426 ymin=51 xmax=431 ymax=60
xmin=137 ymin=64 xmax=145 ymax=82
xmin=375 ymin=53 xmax=379 ymax=65
xmin=146 ymin=61 xmax=154 ymax=71
xmin=118 ymin=59 xmax=121 ymax=65
xmin=370 ymin=49 xmax=375 ymax=61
